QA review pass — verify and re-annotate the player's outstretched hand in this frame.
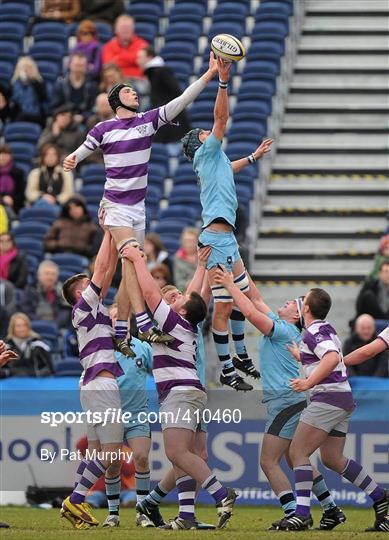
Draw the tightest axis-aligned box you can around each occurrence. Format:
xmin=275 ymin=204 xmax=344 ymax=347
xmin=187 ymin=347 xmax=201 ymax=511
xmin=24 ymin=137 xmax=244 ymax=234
xmin=253 ymin=138 xmax=273 ymax=161
xmin=121 ymin=244 xmax=144 ymax=261
xmin=0 ymin=349 xmax=18 ymax=368
xmin=217 ymin=57 xmax=232 ymax=81
xmin=287 ymin=341 xmax=301 ymax=362
xmin=290 ymin=378 xmax=309 ymax=392
xmin=214 ymin=264 xmax=234 ymax=288
xmin=198 ymin=245 xmax=212 ymax=267
xmin=63 ymin=154 xmax=77 ymax=171
xmin=208 ymin=51 xmax=218 ymax=76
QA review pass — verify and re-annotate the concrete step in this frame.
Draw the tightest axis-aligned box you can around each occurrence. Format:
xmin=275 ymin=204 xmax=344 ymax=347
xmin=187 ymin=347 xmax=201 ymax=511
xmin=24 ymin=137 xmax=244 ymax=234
xmin=297 ymin=53 xmax=389 ymax=68
xmin=259 ymin=215 xmax=385 ymax=232
xmin=252 ymin=265 xmax=371 ymax=281
xmin=268 ymin=176 xmax=389 ymax=194
xmin=283 ymin=111 xmax=388 ymax=127
xmin=305 ymin=0 xmax=389 ymax=14
xmin=292 ymin=72 xmax=389 ymax=89
xmin=253 ymin=258 xmax=372 ymax=274
xmin=255 ymin=249 xmax=376 ymax=260
xmin=278 ymin=132 xmax=389 ymax=147
xmin=300 ymin=34 xmax=389 ymax=51
xmin=287 ymin=93 xmax=389 ymax=106
xmin=272 ymin=153 xmax=389 ymax=172
xmin=255 ymin=237 xmax=379 ymax=253
xmin=264 ymin=195 xmax=387 ymax=210
xmin=285 ymin=104 xmax=389 ymax=115
xmin=303 ymin=16 xmax=389 ymax=33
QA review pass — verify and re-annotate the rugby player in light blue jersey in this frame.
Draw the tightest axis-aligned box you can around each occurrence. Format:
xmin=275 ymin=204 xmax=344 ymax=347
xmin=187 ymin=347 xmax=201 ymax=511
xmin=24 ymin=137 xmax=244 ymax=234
xmin=215 ymin=269 xmax=346 ymax=531
xmin=181 ymin=57 xmax=272 ymax=392
xmin=100 ymin=304 xmax=164 ymax=528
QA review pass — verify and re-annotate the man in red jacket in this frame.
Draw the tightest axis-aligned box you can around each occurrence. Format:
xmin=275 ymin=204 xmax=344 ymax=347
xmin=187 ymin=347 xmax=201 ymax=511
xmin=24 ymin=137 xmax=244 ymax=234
xmin=102 ymin=15 xmax=148 ymax=81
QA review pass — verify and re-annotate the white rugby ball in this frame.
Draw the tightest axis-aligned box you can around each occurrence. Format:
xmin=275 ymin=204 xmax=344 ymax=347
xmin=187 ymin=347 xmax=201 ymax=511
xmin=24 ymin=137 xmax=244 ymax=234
xmin=211 ymin=34 xmax=245 ymax=62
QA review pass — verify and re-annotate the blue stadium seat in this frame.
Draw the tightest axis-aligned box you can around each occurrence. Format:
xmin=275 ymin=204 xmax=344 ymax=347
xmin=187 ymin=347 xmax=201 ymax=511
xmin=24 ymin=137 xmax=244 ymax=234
xmin=0 ymin=61 xmax=14 ymax=88
xmin=247 ymin=40 xmax=285 ymax=62
xmin=128 ymin=3 xmax=161 ymax=25
xmin=157 ymin=235 xmax=179 ymax=256
xmin=165 ymin=61 xmax=191 ymax=87
xmin=0 ymin=22 xmax=25 ymax=43
xmin=49 ymin=253 xmax=89 ymax=272
xmin=135 ymin=22 xmax=157 ymax=44
xmin=25 ymin=254 xmax=39 ymax=284
xmin=30 ymin=41 xmax=65 ymax=65
xmin=251 ymin=21 xmax=289 ymax=40
xmin=12 ymin=221 xmax=51 ymax=239
xmin=158 ymin=206 xmax=197 ymax=224
xmin=236 ymin=184 xmax=253 ymax=203
xmin=14 ymin=237 xmax=43 ymax=259
xmin=212 ymin=2 xmax=248 ymax=25
xmin=4 ymin=122 xmax=42 ymax=144
xmin=19 ymin=204 xmax=60 ymax=224
xmin=209 ymin=22 xmax=244 ymax=40
xmin=226 ymin=143 xmax=251 ymax=161
xmin=32 ymin=22 xmax=68 ymax=46
xmin=95 ymin=21 xmax=113 ymax=43
xmin=31 ymin=320 xmax=59 ymax=351
xmin=104 ymin=287 xmax=117 ymax=306
xmin=228 ymin=122 xmax=266 ymax=144
xmin=162 ymin=41 xmax=194 ymax=63
xmin=86 ymin=204 xmax=99 ymax=223
xmin=81 ymin=185 xmax=103 ymax=203
xmin=232 ymin=100 xmax=271 ymax=124
xmin=0 ymin=2 xmax=31 ymax=24
xmin=54 ymin=357 xmax=83 ymax=377
xmin=255 ymin=12 xmax=289 ymax=33
xmin=259 ymin=1 xmax=294 ymax=16
xmin=153 ymin=220 xmax=183 ymax=239
xmin=165 ymin=23 xmax=201 ymax=43
xmin=173 ymin=163 xmax=198 ymax=182
xmin=169 ymin=3 xmax=205 ymax=25
xmin=238 ymin=80 xmax=275 ymax=100
xmin=242 ymin=60 xmax=279 ymax=85
xmin=0 ymin=41 xmax=20 ymax=64
xmin=81 ymin=164 xmax=106 ymax=185
xmin=36 ymin=60 xmax=62 ymax=86
xmin=8 ymin=142 xmax=36 ymax=166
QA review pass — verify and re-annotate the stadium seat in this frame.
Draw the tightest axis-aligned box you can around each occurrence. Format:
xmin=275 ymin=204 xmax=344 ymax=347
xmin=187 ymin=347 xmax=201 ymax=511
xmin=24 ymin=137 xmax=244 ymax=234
xmin=14 ymin=237 xmax=43 ymax=259
xmin=49 ymin=253 xmax=89 ymax=272
xmin=212 ymin=2 xmax=248 ymax=25
xmin=0 ymin=41 xmax=20 ymax=64
xmin=238 ymin=80 xmax=275 ymax=100
xmin=135 ymin=22 xmax=157 ymax=44
xmin=31 ymin=320 xmax=59 ymax=352
xmin=80 ymin=164 xmax=106 ymax=185
xmin=86 ymin=204 xmax=99 ymax=223
xmin=165 ymin=61 xmax=191 ymax=87
xmin=81 ymin=185 xmax=104 ymax=203
xmin=232 ymin=100 xmax=271 ymax=124
xmin=242 ymin=61 xmax=279 ymax=86
xmin=25 ymin=254 xmax=39 ymax=284
xmin=32 ymin=22 xmax=68 ymax=46
xmin=128 ymin=3 xmax=161 ymax=25
xmin=104 ymin=287 xmax=117 ymax=306
xmin=36 ymin=60 xmax=62 ymax=87
xmin=0 ymin=61 xmax=14 ymax=88
xmin=158 ymin=235 xmax=180 ymax=256
xmin=259 ymin=1 xmax=294 ymax=16
xmin=162 ymin=41 xmax=194 ymax=63
xmin=247 ymin=41 xmax=285 ymax=62
xmin=228 ymin=122 xmax=266 ymax=144
xmin=153 ymin=220 xmax=183 ymax=239
xmin=8 ymin=141 xmax=36 ymax=165
xmin=12 ymin=221 xmax=51 ymax=239
xmin=4 ymin=122 xmax=42 ymax=144
xmin=19 ymin=205 xmax=60 ymax=224
xmin=29 ymin=41 xmax=65 ymax=65
xmin=165 ymin=23 xmax=201 ymax=43
xmin=54 ymin=358 xmax=83 ymax=377
xmin=158 ymin=206 xmax=198 ymax=224
xmin=0 ymin=22 xmax=25 ymax=43
xmin=209 ymin=22 xmax=244 ymax=40
xmin=251 ymin=21 xmax=289 ymax=40
xmin=0 ymin=2 xmax=31 ymax=25
xmin=226 ymin=143 xmax=252 ymax=161
xmin=95 ymin=21 xmax=113 ymax=43
xmin=169 ymin=3 xmax=205 ymax=25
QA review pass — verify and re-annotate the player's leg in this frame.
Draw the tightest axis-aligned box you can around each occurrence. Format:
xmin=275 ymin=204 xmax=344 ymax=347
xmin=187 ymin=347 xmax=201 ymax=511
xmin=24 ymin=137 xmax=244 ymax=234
xmin=230 ymin=258 xmax=260 ymax=379
xmin=192 ymin=428 xmax=216 ymax=529
xmin=138 ymin=467 xmax=175 ymax=527
xmin=160 ymin=464 xmax=198 ymax=530
xmin=320 ymin=435 xmax=389 ymax=531
xmin=102 ymin=446 xmax=122 ymax=528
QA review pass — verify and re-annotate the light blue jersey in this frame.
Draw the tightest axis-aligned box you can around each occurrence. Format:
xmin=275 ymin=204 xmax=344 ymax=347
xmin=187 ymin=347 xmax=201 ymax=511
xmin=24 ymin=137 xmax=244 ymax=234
xmin=194 ymin=133 xmax=237 ymax=228
xmin=116 ymin=338 xmax=153 ymax=414
xmin=259 ymin=311 xmax=302 ymax=403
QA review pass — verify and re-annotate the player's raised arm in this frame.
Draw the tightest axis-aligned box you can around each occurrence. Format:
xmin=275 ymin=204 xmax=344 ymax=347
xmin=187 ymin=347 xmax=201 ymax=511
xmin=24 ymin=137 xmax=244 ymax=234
xmin=121 ymin=245 xmax=162 ymax=313
xmin=212 ymin=58 xmax=231 ymax=141
xmin=160 ymin=52 xmax=218 ymax=124
xmin=214 ymin=266 xmax=274 ymax=335
xmin=344 ymin=337 xmax=387 ymax=366
xmin=91 ymin=229 xmax=113 ymax=290
xmin=231 ymin=138 xmax=273 ymax=174
xmin=185 ymin=245 xmax=211 ymax=295
xmin=63 ymin=124 xmax=103 ymax=171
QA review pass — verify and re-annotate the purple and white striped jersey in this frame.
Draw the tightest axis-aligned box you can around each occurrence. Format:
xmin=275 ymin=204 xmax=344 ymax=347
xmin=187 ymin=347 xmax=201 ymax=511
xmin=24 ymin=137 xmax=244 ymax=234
xmin=152 ymin=299 xmax=205 ymax=403
xmin=300 ymin=320 xmax=354 ymax=411
xmin=378 ymin=327 xmax=389 ymax=349
xmin=72 ymin=282 xmax=124 ymax=385
xmin=80 ymin=108 xmax=168 ymax=206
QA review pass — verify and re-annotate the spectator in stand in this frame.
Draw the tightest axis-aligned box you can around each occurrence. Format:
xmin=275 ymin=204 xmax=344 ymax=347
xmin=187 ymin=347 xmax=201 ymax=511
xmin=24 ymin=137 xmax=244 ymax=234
xmin=0 ymin=83 xmax=14 ymax=125
xmin=137 ymin=46 xmax=191 ymax=151
xmin=86 ymin=92 xmax=113 ymax=130
xmin=44 ymin=196 xmax=98 ymax=257
xmin=0 ymin=232 xmax=28 ymax=289
xmin=51 ymin=52 xmax=98 ymax=123
xmin=22 ymin=260 xmax=71 ymax=328
xmin=370 ymin=233 xmax=389 ymax=279
xmin=102 ymin=15 xmax=148 ymax=82
xmin=40 ymin=0 xmax=80 ymax=23
xmin=173 ymin=227 xmax=199 ymax=291
xmin=78 ymin=0 xmax=123 ymax=25
xmin=144 ymin=232 xmax=173 ymax=277
xmin=11 ymin=57 xmax=47 ymax=126
xmin=0 ymin=278 xmax=16 ymax=316
xmin=26 ymin=143 xmax=74 ymax=206
xmin=343 ymin=314 xmax=388 ymax=378
xmin=71 ymin=20 xmax=102 ymax=80
xmin=0 ymin=144 xmax=25 ymax=214
xmin=99 ymin=63 xmax=125 ymax=93
xmin=150 ymin=263 xmax=172 ymax=290
xmin=356 ymin=260 xmax=389 ymax=321
xmin=0 ymin=313 xmax=53 ymax=378
xmin=0 ymin=305 xmax=10 ymax=339
xmin=38 ymin=104 xmax=85 ymax=159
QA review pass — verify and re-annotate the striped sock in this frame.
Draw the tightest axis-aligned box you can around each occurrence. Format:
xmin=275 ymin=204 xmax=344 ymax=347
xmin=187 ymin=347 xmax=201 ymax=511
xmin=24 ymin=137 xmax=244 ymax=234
xmin=136 ymin=311 xmax=153 ymax=333
xmin=144 ymin=482 xmax=169 ymax=507
xmin=279 ymin=490 xmax=296 ymax=517
xmin=341 ymin=459 xmax=384 ymax=503
xmin=294 ymin=464 xmax=313 ymax=518
xmin=229 ymin=308 xmax=248 ymax=358
xmin=202 ymin=474 xmax=227 ymax=504
xmin=177 ymin=475 xmax=196 ymax=521
xmin=74 ymin=458 xmax=88 ymax=489
xmin=70 ymin=459 xmax=107 ymax=504
xmin=313 ymin=475 xmax=336 ymax=511
xmin=135 ymin=470 xmax=150 ymax=503
xmin=212 ymin=328 xmax=236 ymax=376
xmin=105 ymin=475 xmax=121 ymax=515
xmin=115 ymin=320 xmax=128 ymax=340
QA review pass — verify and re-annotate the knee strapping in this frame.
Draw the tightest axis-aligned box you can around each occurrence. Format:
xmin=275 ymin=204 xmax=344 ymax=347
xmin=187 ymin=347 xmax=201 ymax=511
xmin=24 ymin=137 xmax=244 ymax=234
xmin=116 ymin=237 xmax=139 ymax=255
xmin=234 ymin=271 xmax=249 ymax=292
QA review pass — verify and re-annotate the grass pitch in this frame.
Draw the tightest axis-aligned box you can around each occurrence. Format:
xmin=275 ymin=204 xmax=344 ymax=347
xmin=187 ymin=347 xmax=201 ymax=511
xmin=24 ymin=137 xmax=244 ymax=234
xmin=0 ymin=505 xmax=383 ymax=539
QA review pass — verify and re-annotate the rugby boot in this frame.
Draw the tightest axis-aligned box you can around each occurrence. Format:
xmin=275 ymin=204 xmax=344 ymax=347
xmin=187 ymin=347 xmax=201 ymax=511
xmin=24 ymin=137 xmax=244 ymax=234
xmin=216 ymin=487 xmax=238 ymax=529
xmin=220 ymin=372 xmax=253 ymax=391
xmin=316 ymin=506 xmax=346 ymax=530
xmin=232 ymin=356 xmax=260 ymax=379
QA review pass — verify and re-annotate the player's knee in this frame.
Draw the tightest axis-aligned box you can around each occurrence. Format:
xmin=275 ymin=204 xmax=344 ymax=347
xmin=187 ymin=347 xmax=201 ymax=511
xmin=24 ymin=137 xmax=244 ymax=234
xmin=196 ymin=448 xmax=208 ymax=462
xmin=288 ymin=443 xmax=301 ymax=466
xmin=214 ymin=301 xmax=232 ymax=319
xmin=260 ymin=454 xmax=278 ymax=472
xmin=133 ymin=453 xmax=149 ymax=471
xmin=320 ymin=450 xmax=342 ymax=472
xmin=106 ymin=461 xmax=121 ymax=477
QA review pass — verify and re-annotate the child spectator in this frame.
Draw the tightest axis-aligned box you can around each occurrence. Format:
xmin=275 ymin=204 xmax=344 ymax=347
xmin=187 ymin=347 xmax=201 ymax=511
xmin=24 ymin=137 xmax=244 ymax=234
xmin=0 ymin=232 xmax=28 ymax=289
xmin=26 ymin=143 xmax=74 ymax=206
xmin=0 ymin=144 xmax=25 ymax=214
xmin=71 ymin=20 xmax=102 ymax=80
xmin=11 ymin=57 xmax=47 ymax=126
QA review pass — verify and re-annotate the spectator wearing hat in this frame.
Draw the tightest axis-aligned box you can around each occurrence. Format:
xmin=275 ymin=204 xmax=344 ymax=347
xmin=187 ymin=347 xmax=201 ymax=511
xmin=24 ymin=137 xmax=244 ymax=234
xmin=44 ymin=196 xmax=99 ymax=257
xmin=26 ymin=143 xmax=74 ymax=206
xmin=71 ymin=20 xmax=102 ymax=80
xmin=0 ymin=232 xmax=28 ymax=289
xmin=51 ymin=52 xmax=98 ymax=122
xmin=38 ymin=104 xmax=85 ymax=159
xmin=0 ymin=144 xmax=25 ymax=214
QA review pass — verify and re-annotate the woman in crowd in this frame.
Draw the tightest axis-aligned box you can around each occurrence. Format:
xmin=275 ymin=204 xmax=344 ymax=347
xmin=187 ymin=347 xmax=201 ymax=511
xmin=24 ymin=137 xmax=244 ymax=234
xmin=144 ymin=232 xmax=173 ymax=276
xmin=44 ymin=196 xmax=99 ymax=257
xmin=71 ymin=20 xmax=102 ymax=79
xmin=25 ymin=143 xmax=74 ymax=206
xmin=0 ymin=232 xmax=28 ymax=289
xmin=0 ymin=313 xmax=53 ymax=378
xmin=11 ymin=57 xmax=47 ymax=126
xmin=0 ymin=144 xmax=25 ymax=214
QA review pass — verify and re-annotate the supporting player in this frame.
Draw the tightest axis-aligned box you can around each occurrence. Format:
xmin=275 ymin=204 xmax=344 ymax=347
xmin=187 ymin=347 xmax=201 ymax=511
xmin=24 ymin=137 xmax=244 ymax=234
xmin=60 ymin=229 xmax=124 ymax=529
xmin=63 ymin=53 xmax=220 ymax=357
xmin=181 ymin=57 xmax=272 ymax=391
xmin=101 ymin=305 xmax=163 ymax=528
xmin=121 ymin=244 xmax=237 ymax=529
xmin=278 ymin=288 xmax=389 ymax=532
xmin=215 ymin=269 xmax=346 ymax=531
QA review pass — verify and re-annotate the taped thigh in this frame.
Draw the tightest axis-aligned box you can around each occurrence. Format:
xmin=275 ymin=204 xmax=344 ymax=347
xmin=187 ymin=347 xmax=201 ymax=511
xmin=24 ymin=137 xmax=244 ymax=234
xmin=211 ymin=283 xmax=233 ymax=303
xmin=234 ymin=271 xmax=249 ymax=293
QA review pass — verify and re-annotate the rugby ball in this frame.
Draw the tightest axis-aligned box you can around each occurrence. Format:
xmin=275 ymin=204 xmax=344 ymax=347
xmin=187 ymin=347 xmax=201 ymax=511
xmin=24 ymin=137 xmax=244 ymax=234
xmin=211 ymin=34 xmax=245 ymax=62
